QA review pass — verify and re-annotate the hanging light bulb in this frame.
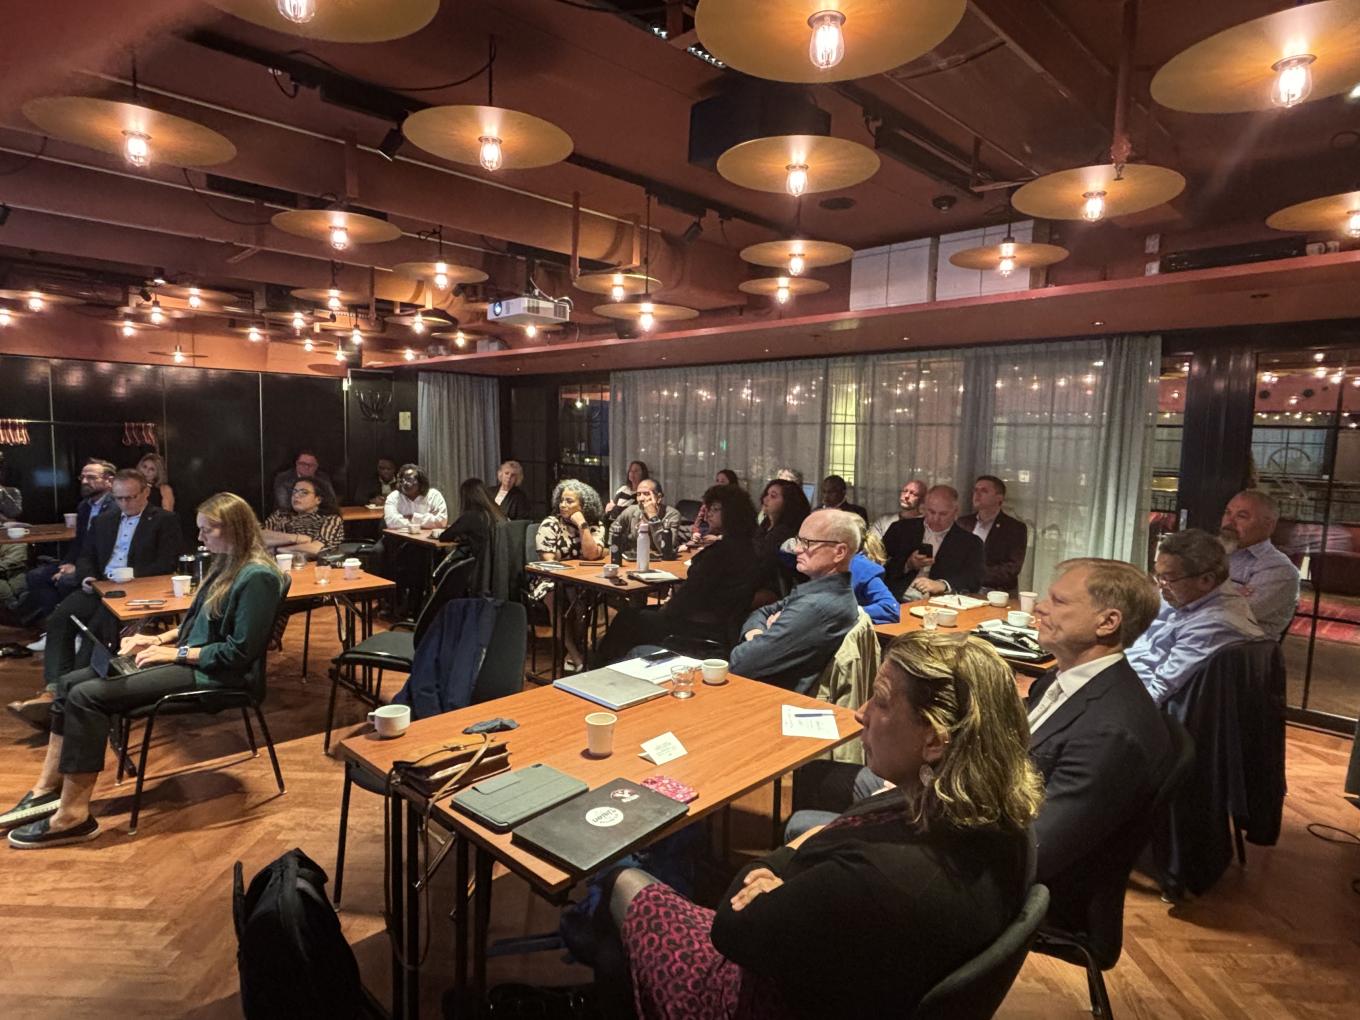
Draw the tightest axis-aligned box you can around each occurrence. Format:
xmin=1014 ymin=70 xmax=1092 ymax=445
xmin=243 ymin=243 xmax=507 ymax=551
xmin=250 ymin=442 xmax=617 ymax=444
xmin=478 ymin=135 xmax=503 ymax=172
xmin=173 ymin=346 xmax=186 ymax=364
xmin=327 ymin=287 xmax=342 ymax=312
xmin=187 ymin=287 xmax=203 ymax=309
xmin=350 ymin=326 xmax=363 ymax=346
xmin=411 ymin=310 xmax=426 ymax=334
xmin=248 ymin=325 xmax=263 ymax=343
xmin=434 ymin=261 xmax=449 ymax=289
xmin=277 ymin=0 xmax=317 ymax=25
xmin=122 ymin=130 xmax=150 ymax=168
xmin=524 ymin=323 xmax=538 ymax=339
xmin=149 ymin=299 xmax=165 ymax=325
xmin=335 ymin=346 xmax=347 ymax=362
xmin=639 ymin=300 xmax=655 ymax=331
xmin=1081 ymin=190 xmax=1107 ymax=222
xmin=454 ymin=329 xmax=467 ymax=348
xmin=120 ymin=319 xmax=135 ymax=337
xmin=291 ymin=310 xmax=306 ymax=330
xmin=807 ymin=10 xmax=847 ymax=71
xmin=0 ymin=309 xmax=10 ymax=327
xmin=1270 ymin=54 xmax=1316 ymax=108
xmin=304 ymin=338 xmax=314 ymax=352
xmin=26 ymin=294 xmax=44 ymax=313
xmin=610 ymin=272 xmax=626 ymax=302
xmin=788 ymin=251 xmax=806 ymax=277
xmin=775 ymin=278 xmax=791 ymax=305
xmin=998 ymin=256 xmax=1016 ymax=277
xmin=1347 ymin=209 xmax=1360 ymax=239
xmin=404 ymin=348 xmax=416 ymax=361
xmin=328 ymin=221 xmax=349 ymax=251
xmin=785 ymin=163 xmax=809 ymax=197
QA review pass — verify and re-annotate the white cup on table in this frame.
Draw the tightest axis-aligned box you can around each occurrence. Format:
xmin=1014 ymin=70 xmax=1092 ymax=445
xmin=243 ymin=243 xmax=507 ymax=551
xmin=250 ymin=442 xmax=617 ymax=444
xmin=586 ymin=711 xmax=617 ymax=757
xmin=342 ymin=557 xmax=361 ymax=580
xmin=701 ymin=658 xmax=729 ymax=685
xmin=6 ymin=526 xmax=28 ymax=539
xmin=64 ymin=512 xmax=78 ymax=529
xmin=171 ymin=574 xmax=192 ymax=597
xmin=110 ymin=567 xmax=134 ymax=583
xmin=986 ymin=590 xmax=1009 ymax=607
xmin=276 ymin=552 xmax=293 ymax=571
xmin=1007 ymin=610 xmax=1033 ymax=628
xmin=1019 ymin=591 xmax=1038 ymax=613
xmin=368 ymin=704 xmax=410 ymax=738
xmin=934 ymin=607 xmax=959 ymax=627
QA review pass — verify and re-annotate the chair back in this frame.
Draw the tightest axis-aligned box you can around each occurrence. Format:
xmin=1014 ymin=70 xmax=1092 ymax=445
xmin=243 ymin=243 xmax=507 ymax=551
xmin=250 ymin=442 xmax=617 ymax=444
xmin=913 ymin=883 xmax=1050 ymax=1019
xmin=524 ymin=520 xmax=540 ymax=565
xmin=473 ymin=600 xmax=528 ymax=703
xmin=492 ymin=518 xmax=532 ymax=601
xmin=246 ymin=572 xmax=292 ymax=704
xmin=413 ymin=557 xmax=477 ymax=648
xmin=674 ymin=499 xmax=701 ymax=526
xmin=814 ymin=609 xmax=879 ymax=764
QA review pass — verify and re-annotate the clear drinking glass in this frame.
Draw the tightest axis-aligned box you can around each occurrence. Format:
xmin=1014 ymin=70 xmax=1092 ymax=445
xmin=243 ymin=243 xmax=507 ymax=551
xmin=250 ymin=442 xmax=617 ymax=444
xmin=669 ymin=663 xmax=696 ymax=700
xmin=922 ymin=608 xmax=939 ymax=632
xmin=314 ymin=562 xmax=332 ymax=585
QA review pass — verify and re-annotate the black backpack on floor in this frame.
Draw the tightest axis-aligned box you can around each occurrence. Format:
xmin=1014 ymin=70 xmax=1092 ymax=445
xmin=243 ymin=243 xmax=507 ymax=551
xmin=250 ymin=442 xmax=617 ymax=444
xmin=233 ymin=849 xmax=366 ymax=1019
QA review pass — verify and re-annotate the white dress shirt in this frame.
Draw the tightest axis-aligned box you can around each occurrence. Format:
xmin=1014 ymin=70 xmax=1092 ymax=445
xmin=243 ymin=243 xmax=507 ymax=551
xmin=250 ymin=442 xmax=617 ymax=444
xmin=384 ymin=488 xmax=448 ymax=530
xmin=972 ymin=512 xmax=997 ymax=543
xmin=1027 ymin=652 xmax=1125 ymax=736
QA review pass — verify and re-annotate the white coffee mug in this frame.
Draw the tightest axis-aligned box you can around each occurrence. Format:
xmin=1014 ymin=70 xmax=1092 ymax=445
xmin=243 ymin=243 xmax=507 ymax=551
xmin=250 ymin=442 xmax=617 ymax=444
xmin=1007 ymin=610 xmax=1033 ymax=628
xmin=408 ymin=522 xmax=422 ymax=535
xmin=701 ymin=658 xmax=729 ymax=685
xmin=64 ymin=512 xmax=79 ymax=529
xmin=368 ymin=704 xmax=411 ymax=738
xmin=986 ymin=590 xmax=1009 ymax=607
xmin=342 ymin=557 xmax=361 ymax=580
xmin=1019 ymin=591 xmax=1038 ymax=613
xmin=6 ymin=526 xmax=28 ymax=539
xmin=276 ymin=552 xmax=293 ymax=571
xmin=934 ymin=607 xmax=959 ymax=627
xmin=171 ymin=574 xmax=192 ymax=597
xmin=110 ymin=566 xmax=135 ymax=583
xmin=586 ymin=711 xmax=617 ymax=757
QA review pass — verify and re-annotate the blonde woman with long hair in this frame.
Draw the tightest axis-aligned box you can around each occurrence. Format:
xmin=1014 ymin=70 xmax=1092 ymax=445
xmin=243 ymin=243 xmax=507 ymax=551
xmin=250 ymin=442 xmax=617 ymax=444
xmin=0 ymin=493 xmax=285 ymax=848
xmin=137 ymin=452 xmax=175 ymax=512
xmin=595 ymin=631 xmax=1044 ymax=1018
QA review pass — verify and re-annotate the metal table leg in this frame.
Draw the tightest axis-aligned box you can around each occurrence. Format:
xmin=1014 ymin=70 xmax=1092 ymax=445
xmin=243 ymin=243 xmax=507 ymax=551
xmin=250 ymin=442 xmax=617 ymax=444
xmin=388 ymin=791 xmax=406 ymax=1018
xmin=403 ymin=799 xmax=421 ymax=1018
xmin=473 ymin=845 xmax=494 ymax=999
xmin=453 ymin=836 xmax=469 ymax=992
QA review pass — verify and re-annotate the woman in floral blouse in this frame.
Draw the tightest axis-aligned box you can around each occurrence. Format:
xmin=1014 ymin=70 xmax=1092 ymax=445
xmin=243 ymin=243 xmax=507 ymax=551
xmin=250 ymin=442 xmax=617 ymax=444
xmin=534 ymin=479 xmax=606 ymax=669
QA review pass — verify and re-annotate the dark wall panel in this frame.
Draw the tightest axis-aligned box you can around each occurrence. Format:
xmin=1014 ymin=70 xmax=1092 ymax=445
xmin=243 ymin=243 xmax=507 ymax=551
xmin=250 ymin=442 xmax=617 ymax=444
xmin=345 ymin=371 xmax=418 ymax=503
xmin=2 ymin=424 xmax=56 ymax=523
xmin=50 ymin=359 xmax=163 ymax=422
xmin=50 ymin=423 xmax=153 ymax=510
xmin=0 ymin=356 xmax=51 ymax=419
xmin=261 ymin=374 xmax=345 ymax=509
xmin=164 ymin=367 xmax=262 ymax=531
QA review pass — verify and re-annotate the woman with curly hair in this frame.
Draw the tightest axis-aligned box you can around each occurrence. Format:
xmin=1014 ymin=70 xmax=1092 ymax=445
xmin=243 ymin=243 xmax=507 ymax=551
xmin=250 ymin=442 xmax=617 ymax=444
xmin=533 ymin=479 xmax=606 ymax=669
xmin=594 ymin=631 xmax=1044 ymax=1018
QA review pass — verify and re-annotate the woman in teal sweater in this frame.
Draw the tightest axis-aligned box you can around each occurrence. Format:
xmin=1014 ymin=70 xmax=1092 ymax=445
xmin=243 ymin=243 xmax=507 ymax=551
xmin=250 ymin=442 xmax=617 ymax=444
xmin=0 ymin=492 xmax=285 ymax=849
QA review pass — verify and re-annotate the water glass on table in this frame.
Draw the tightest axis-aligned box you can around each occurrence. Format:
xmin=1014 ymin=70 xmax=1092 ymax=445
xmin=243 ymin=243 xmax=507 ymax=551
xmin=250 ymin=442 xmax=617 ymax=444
xmin=314 ymin=562 xmax=332 ymax=585
xmin=669 ymin=663 xmax=696 ymax=700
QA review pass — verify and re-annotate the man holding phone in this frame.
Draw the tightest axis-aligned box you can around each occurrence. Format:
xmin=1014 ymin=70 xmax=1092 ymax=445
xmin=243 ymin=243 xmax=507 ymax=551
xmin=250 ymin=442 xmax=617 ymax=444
xmin=882 ymin=484 xmax=984 ymax=601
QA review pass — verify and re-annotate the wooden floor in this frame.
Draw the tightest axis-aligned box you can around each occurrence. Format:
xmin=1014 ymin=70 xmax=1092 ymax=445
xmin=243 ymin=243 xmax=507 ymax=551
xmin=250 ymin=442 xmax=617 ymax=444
xmin=1 ymin=614 xmax=1358 ymax=1019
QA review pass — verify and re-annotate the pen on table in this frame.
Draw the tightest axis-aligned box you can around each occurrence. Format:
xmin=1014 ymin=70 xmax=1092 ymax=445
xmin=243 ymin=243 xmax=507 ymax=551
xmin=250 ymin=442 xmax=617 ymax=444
xmin=794 ymin=711 xmax=833 ymax=717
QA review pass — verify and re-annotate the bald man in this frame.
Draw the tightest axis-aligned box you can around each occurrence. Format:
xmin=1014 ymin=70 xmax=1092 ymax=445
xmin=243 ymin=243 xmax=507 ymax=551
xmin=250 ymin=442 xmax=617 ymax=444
xmin=1219 ymin=489 xmax=1299 ymax=641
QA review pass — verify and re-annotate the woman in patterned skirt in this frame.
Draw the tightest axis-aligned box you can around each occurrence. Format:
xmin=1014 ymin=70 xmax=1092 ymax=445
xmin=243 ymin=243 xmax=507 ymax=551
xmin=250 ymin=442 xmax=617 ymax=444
xmin=598 ymin=631 xmax=1045 ymax=1019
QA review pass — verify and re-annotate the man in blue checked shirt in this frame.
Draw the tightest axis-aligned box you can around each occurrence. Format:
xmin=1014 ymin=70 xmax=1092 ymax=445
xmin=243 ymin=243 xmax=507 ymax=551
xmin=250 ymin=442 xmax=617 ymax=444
xmin=1219 ymin=489 xmax=1300 ymax=641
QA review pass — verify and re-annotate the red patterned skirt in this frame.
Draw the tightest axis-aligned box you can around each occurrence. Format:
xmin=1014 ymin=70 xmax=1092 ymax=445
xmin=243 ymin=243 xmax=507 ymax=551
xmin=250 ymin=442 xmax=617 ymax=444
xmin=622 ymin=883 xmax=790 ymax=1020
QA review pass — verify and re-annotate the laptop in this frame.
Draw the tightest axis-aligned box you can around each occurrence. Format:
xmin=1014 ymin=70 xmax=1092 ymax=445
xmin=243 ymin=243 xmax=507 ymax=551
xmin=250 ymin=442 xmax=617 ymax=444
xmin=71 ymin=616 xmax=139 ymax=678
xmin=451 ymin=764 xmax=588 ymax=833
xmin=511 ymin=778 xmax=689 ymax=874
xmin=552 ymin=666 xmax=669 ymax=711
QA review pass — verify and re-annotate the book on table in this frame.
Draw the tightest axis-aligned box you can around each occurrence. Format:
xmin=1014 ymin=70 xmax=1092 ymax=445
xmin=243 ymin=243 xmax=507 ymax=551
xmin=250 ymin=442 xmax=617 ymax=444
xmin=511 ymin=777 xmax=690 ymax=874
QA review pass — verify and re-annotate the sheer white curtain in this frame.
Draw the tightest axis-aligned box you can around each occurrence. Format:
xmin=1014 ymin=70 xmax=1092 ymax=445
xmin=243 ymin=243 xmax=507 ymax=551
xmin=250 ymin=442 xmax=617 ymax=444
xmin=418 ymin=372 xmax=500 ymax=498
xmin=610 ymin=334 xmax=1160 ymax=589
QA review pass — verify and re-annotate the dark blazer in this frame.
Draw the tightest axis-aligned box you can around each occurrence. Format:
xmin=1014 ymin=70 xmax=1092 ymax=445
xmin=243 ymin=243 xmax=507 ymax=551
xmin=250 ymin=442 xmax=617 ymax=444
xmin=75 ymin=503 xmax=183 ymax=582
xmin=729 ymin=571 xmax=858 ymax=694
xmin=497 ymin=486 xmax=532 ymax=521
xmin=663 ymin=533 xmax=760 ymax=638
xmin=823 ymin=500 xmax=869 ymax=523
xmin=957 ymin=509 xmax=1029 ymax=592
xmin=65 ymin=493 xmax=114 ymax=565
xmin=709 ymin=790 xmax=1030 ymax=1019
xmin=883 ymin=518 xmax=985 ymax=599
xmin=1026 ymin=657 xmax=1172 ymax=963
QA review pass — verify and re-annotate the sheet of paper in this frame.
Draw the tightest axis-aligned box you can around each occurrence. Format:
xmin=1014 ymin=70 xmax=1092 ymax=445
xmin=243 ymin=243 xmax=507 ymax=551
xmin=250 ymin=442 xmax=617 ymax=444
xmin=613 ymin=654 xmax=703 ymax=684
xmin=630 ymin=570 xmax=679 ymax=582
xmin=781 ymin=705 xmax=840 ymax=740
xmin=639 ymin=731 xmax=688 ymax=765
xmin=929 ymin=593 xmax=987 ymax=611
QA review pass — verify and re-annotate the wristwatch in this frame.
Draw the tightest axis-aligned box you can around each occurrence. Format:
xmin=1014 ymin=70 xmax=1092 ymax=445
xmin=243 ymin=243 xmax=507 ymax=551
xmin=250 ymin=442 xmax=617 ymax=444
xmin=176 ymin=645 xmax=190 ymax=664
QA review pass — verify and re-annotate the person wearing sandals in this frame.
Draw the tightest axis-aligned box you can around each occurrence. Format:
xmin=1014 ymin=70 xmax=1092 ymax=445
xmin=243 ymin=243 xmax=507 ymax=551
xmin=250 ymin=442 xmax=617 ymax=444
xmin=591 ymin=632 xmax=1044 ymax=1019
xmin=0 ymin=492 xmax=285 ymax=848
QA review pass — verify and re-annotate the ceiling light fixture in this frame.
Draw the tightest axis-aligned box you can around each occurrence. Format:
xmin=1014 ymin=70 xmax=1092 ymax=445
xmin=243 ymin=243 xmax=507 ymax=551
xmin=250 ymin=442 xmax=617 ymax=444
xmin=785 ymin=162 xmax=809 ymax=197
xmin=149 ymin=299 xmax=165 ymax=325
xmin=327 ymin=287 xmax=342 ymax=312
xmin=404 ymin=348 xmax=416 ymax=361
xmin=123 ymin=130 xmax=150 ymax=168
xmin=807 ymin=10 xmax=847 ymax=71
xmin=277 ymin=0 xmax=317 ymax=25
xmin=788 ymin=251 xmax=806 ymax=276
xmin=524 ymin=323 xmax=538 ymax=339
xmin=0 ymin=309 xmax=10 ymax=327
xmin=775 ymin=278 xmax=791 ymax=304
xmin=1348 ymin=209 xmax=1360 ymax=238
xmin=248 ymin=325 xmax=263 ymax=342
xmin=351 ymin=326 xmax=363 ymax=346
xmin=1082 ymin=191 xmax=1107 ymax=222
xmin=121 ymin=319 xmax=135 ymax=337
xmin=173 ymin=346 xmax=186 ymax=364
xmin=434 ymin=261 xmax=449 ymax=290
xmin=291 ymin=309 xmax=306 ymax=330
xmin=187 ymin=286 xmax=202 ymax=309
xmin=335 ymin=345 xmax=346 ymax=361
xmin=454 ymin=329 xmax=467 ymax=348
xmin=1270 ymin=53 xmax=1317 ymax=108
xmin=412 ymin=310 xmax=426 ymax=334
xmin=26 ymin=293 xmax=44 ymax=313
xmin=328 ymin=221 xmax=349 ymax=251
xmin=638 ymin=301 xmax=655 ymax=331
xmin=611 ymin=273 xmax=626 ymax=302
xmin=304 ymin=337 xmax=314 ymax=352
xmin=478 ymin=135 xmax=503 ymax=172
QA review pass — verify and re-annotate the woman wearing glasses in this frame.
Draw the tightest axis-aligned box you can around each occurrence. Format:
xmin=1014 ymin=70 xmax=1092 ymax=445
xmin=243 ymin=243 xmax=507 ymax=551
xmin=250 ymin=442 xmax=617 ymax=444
xmin=592 ymin=631 xmax=1043 ymax=1018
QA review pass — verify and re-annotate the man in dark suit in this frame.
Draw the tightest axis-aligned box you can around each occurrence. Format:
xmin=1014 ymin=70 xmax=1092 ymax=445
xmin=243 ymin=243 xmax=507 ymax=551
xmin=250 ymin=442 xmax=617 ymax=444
xmin=41 ymin=470 xmax=183 ymax=690
xmin=818 ymin=475 xmax=868 ymax=523
xmin=729 ymin=509 xmax=860 ymax=694
xmin=1028 ymin=557 xmax=1173 ymax=958
xmin=957 ymin=475 xmax=1029 ymax=593
xmin=20 ymin=459 xmax=116 ymax=627
xmin=883 ymin=484 xmax=985 ymax=600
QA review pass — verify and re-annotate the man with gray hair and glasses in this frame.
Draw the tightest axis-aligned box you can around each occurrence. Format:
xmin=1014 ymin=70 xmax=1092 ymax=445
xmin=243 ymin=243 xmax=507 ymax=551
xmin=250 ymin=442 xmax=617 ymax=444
xmin=1126 ymin=529 xmax=1263 ymax=705
xmin=1219 ymin=489 xmax=1299 ymax=640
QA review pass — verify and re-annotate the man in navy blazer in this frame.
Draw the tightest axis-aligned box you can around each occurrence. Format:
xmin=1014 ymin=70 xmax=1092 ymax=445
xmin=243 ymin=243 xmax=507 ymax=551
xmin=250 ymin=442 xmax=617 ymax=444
xmin=957 ymin=475 xmax=1029 ymax=593
xmin=21 ymin=459 xmax=116 ymax=625
xmin=1027 ymin=557 xmax=1173 ymax=961
xmin=883 ymin=485 xmax=984 ymax=600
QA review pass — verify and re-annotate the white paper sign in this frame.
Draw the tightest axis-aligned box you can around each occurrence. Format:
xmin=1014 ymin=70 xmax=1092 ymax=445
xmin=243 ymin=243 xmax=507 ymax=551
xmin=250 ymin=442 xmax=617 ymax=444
xmin=613 ymin=654 xmax=703 ymax=684
xmin=639 ymin=731 xmax=688 ymax=765
xmin=781 ymin=705 xmax=840 ymax=740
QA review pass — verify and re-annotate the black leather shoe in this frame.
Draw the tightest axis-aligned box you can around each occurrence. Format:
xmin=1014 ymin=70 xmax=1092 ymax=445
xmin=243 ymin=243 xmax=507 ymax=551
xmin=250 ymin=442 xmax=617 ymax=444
xmin=8 ymin=814 xmax=100 ymax=849
xmin=0 ymin=790 xmax=60 ymax=831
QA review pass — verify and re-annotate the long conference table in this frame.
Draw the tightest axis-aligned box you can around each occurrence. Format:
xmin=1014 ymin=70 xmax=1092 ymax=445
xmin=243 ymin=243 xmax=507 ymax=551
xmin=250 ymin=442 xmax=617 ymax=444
xmin=338 ymin=672 xmax=860 ymax=1019
xmin=879 ymin=596 xmax=1057 ymax=676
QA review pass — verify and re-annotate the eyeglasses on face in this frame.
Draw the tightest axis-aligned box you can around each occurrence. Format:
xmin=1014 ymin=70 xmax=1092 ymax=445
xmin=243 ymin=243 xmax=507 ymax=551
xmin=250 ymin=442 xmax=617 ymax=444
xmin=1153 ymin=569 xmax=1209 ymax=587
xmin=291 ymin=487 xmax=317 ymax=495
xmin=792 ymin=535 xmax=842 ymax=551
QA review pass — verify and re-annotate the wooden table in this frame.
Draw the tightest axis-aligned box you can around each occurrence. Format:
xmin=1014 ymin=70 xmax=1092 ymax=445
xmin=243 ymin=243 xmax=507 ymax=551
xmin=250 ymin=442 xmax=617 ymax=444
xmin=338 ymin=673 xmax=860 ymax=1017
xmin=525 ymin=557 xmax=693 ymax=676
xmin=1 ymin=523 xmax=75 ymax=546
xmin=875 ymin=597 xmax=1056 ymax=676
xmin=340 ymin=505 xmax=384 ymax=522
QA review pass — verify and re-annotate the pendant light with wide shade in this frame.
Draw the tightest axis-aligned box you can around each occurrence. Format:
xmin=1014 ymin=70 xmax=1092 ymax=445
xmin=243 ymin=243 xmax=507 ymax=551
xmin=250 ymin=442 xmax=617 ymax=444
xmin=204 ymin=0 xmax=439 ymax=43
xmin=1266 ymin=191 xmax=1360 ymax=238
xmin=22 ymin=97 xmax=236 ymax=169
xmin=717 ymin=134 xmax=879 ymax=195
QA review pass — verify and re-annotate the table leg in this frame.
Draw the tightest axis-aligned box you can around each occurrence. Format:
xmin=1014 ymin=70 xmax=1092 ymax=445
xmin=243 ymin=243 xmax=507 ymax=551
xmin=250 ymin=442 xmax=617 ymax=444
xmin=551 ymin=580 xmax=565 ymax=679
xmin=388 ymin=791 xmax=405 ymax=1019
xmin=404 ymin=799 xmax=421 ymax=1017
xmin=472 ymin=845 xmax=493 ymax=998
xmin=453 ymin=836 xmax=470 ymax=992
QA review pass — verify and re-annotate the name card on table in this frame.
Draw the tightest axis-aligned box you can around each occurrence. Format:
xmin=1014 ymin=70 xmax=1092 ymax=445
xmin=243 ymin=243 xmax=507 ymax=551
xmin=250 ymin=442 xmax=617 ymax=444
xmin=640 ymin=731 xmax=688 ymax=766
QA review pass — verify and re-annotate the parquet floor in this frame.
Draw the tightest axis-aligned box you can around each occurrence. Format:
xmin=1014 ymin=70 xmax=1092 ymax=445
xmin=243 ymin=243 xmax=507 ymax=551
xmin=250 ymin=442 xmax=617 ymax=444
xmin=1 ymin=614 xmax=1357 ymax=1019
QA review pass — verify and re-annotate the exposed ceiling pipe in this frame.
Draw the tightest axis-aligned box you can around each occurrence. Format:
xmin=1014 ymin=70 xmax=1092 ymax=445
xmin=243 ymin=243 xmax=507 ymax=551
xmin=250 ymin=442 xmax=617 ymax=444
xmin=1109 ymin=0 xmax=1138 ymax=168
